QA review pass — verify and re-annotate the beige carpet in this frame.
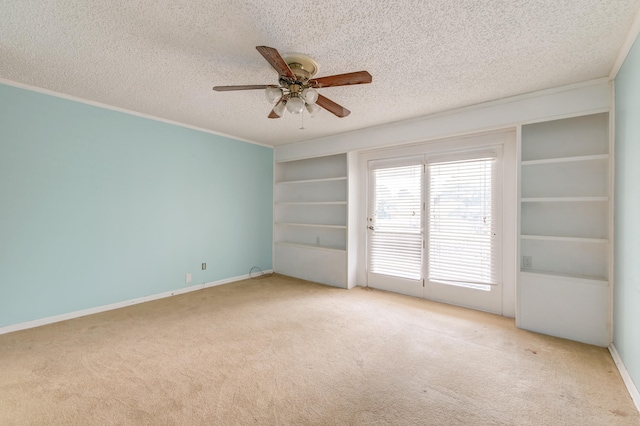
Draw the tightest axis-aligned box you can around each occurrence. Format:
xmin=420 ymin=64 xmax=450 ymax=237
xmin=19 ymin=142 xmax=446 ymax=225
xmin=0 ymin=274 xmax=637 ymax=425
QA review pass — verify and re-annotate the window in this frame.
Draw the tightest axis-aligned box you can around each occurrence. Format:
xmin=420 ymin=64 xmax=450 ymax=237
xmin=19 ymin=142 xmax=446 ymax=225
xmin=427 ymin=157 xmax=498 ymax=290
xmin=369 ymin=163 xmax=422 ymax=280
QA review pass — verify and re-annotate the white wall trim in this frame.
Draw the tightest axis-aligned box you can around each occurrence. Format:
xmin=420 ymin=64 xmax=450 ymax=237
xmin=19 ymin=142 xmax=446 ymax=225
xmin=0 ymin=77 xmax=272 ymax=149
xmin=609 ymin=345 xmax=640 ymax=413
xmin=608 ymin=81 xmax=616 ymax=346
xmin=0 ymin=270 xmax=273 ymax=336
xmin=609 ymin=6 xmax=640 ymax=80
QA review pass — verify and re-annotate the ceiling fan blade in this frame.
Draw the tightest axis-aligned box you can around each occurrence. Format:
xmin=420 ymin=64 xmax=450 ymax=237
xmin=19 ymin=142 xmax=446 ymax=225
xmin=213 ymin=84 xmax=273 ymax=91
xmin=316 ymin=94 xmax=351 ymax=118
xmin=310 ymin=71 xmax=372 ymax=88
xmin=256 ymin=46 xmax=296 ymax=79
xmin=268 ymin=98 xmax=283 ymax=119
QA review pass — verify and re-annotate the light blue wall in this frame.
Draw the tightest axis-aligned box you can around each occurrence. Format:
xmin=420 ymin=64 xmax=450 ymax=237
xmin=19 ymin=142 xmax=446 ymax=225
xmin=614 ymin=35 xmax=640 ymax=392
xmin=0 ymin=83 xmax=273 ymax=327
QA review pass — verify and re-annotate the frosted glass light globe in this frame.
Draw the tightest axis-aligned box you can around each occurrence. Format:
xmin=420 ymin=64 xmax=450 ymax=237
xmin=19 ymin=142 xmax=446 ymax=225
xmin=286 ymin=97 xmax=305 ymax=114
xmin=301 ymin=88 xmax=318 ymax=104
xmin=273 ymin=101 xmax=286 ymax=117
xmin=265 ymin=87 xmax=282 ymax=104
xmin=305 ymin=103 xmax=321 ymax=117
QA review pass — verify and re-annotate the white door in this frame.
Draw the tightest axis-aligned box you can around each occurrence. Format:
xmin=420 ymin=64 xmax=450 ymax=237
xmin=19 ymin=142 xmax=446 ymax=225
xmin=367 ymin=156 xmax=424 ymax=298
xmin=367 ymin=150 xmax=503 ymax=314
xmin=424 ymin=153 xmax=502 ymax=313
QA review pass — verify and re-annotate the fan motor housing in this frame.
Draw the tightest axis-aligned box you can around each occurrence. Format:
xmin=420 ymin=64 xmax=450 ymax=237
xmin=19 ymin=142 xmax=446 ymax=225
xmin=283 ymin=53 xmax=319 ymax=81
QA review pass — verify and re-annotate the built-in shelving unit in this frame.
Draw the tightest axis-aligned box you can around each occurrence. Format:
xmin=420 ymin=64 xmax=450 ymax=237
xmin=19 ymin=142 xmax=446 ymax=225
xmin=273 ymin=153 xmax=357 ymax=288
xmin=517 ymin=112 xmax=611 ymax=346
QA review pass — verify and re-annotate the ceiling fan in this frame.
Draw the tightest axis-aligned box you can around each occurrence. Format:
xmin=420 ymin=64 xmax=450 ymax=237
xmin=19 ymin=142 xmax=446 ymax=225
xmin=213 ymin=46 xmax=372 ymax=119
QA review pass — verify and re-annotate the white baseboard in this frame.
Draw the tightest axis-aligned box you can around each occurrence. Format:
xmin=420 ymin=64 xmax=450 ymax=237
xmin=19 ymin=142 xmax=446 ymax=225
xmin=609 ymin=344 xmax=640 ymax=413
xmin=0 ymin=270 xmax=273 ymax=336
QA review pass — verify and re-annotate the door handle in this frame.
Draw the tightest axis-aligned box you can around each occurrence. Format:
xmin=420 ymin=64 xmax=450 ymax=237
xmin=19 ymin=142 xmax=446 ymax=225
xmin=368 ymin=226 xmax=375 ymax=230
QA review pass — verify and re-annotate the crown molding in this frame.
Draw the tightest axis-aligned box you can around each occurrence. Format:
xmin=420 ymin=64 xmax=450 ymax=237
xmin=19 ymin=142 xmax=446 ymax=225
xmin=609 ymin=6 xmax=640 ymax=80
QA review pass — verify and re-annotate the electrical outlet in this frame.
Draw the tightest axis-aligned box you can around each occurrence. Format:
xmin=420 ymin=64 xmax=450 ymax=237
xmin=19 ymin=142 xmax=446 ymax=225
xmin=523 ymin=256 xmax=533 ymax=269
xmin=185 ymin=273 xmax=192 ymax=283
xmin=202 ymin=263 xmax=206 ymax=270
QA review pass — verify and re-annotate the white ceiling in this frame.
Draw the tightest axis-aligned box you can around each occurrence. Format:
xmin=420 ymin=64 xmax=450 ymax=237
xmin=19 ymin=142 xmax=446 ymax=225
xmin=2 ymin=1 xmax=639 ymax=147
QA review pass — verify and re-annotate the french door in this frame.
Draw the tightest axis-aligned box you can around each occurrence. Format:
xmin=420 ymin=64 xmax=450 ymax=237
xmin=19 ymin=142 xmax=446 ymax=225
xmin=367 ymin=150 xmax=503 ymax=314
xmin=367 ymin=156 xmax=425 ymax=297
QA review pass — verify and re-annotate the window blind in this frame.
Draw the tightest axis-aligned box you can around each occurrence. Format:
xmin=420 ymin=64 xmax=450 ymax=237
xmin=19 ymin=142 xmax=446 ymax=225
xmin=427 ymin=157 xmax=498 ymax=287
xmin=369 ymin=164 xmax=422 ymax=280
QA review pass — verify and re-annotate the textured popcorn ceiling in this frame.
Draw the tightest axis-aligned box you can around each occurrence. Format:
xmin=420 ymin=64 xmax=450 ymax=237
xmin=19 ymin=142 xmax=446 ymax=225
xmin=2 ymin=1 xmax=639 ymax=146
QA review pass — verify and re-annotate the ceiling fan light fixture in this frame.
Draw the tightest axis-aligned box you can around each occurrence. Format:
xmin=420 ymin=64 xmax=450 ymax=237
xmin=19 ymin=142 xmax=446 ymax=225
xmin=301 ymin=87 xmax=318 ymax=104
xmin=213 ymin=46 xmax=372 ymax=119
xmin=286 ymin=96 xmax=305 ymax=114
xmin=305 ymin=103 xmax=321 ymax=117
xmin=265 ymin=87 xmax=282 ymax=103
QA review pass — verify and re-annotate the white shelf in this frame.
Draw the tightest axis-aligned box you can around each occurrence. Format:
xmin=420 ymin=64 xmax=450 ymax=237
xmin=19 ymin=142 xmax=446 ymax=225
xmin=275 ymin=201 xmax=347 ymax=205
xmin=518 ymin=113 xmax=611 ymax=346
xmin=520 ymin=269 xmax=608 ymax=286
xmin=521 ymin=149 xmax=608 ymax=198
xmin=520 ymin=237 xmax=607 ymax=279
xmin=275 ymin=177 xmax=347 ymax=204
xmin=521 ymin=196 xmax=608 ymax=203
xmin=276 ymin=176 xmax=347 ymax=185
xmin=275 ymin=222 xmax=347 ymax=229
xmin=274 ymin=152 xmax=356 ymax=289
xmin=520 ymin=113 xmax=609 ymax=161
xmin=274 ymin=241 xmax=346 ymax=253
xmin=521 ymin=154 xmax=609 ymax=166
xmin=520 ymin=234 xmax=608 ymax=244
xmin=520 ymin=201 xmax=607 ymax=239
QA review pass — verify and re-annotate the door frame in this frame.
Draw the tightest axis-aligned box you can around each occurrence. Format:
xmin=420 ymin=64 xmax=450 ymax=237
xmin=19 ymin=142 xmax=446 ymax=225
xmin=357 ymin=129 xmax=518 ymax=316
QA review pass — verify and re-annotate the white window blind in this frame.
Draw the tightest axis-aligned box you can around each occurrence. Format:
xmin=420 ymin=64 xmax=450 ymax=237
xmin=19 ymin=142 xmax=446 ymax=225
xmin=427 ymin=157 xmax=498 ymax=288
xmin=369 ymin=164 xmax=422 ymax=280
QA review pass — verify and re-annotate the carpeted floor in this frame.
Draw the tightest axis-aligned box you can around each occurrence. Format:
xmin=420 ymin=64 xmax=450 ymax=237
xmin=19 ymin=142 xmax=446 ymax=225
xmin=0 ymin=274 xmax=638 ymax=425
